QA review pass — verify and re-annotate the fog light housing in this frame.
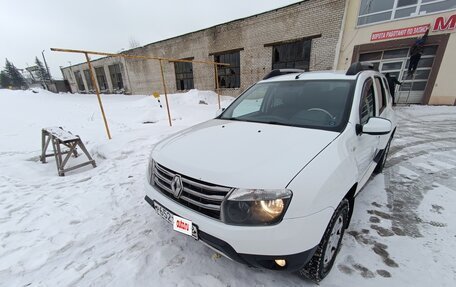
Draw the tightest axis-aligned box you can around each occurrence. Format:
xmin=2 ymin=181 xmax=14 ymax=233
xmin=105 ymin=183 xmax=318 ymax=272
xmin=275 ymin=259 xmax=286 ymax=267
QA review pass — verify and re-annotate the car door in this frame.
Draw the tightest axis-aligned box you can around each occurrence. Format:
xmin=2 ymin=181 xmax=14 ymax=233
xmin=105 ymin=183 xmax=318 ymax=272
xmin=355 ymin=78 xmax=380 ymax=182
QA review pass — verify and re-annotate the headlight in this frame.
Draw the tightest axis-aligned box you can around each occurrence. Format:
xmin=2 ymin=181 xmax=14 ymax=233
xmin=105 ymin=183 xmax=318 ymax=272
xmin=221 ymin=189 xmax=292 ymax=226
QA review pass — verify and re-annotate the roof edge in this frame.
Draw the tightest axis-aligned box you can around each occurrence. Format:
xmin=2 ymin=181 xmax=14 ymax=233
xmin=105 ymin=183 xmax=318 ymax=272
xmin=61 ymin=0 xmax=310 ymax=69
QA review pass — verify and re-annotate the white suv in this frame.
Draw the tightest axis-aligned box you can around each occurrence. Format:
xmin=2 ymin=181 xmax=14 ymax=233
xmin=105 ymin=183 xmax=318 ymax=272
xmin=145 ymin=62 xmax=396 ymax=281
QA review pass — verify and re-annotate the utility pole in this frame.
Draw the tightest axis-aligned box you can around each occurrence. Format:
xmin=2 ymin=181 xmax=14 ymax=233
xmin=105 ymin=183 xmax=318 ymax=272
xmin=42 ymin=49 xmax=52 ymax=80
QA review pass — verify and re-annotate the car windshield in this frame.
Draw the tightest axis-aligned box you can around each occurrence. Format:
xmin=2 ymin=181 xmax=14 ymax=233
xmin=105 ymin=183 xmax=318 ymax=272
xmin=219 ymin=80 xmax=354 ymax=132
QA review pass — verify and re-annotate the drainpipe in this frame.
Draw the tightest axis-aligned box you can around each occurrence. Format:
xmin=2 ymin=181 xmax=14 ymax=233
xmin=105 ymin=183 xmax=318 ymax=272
xmin=333 ymin=0 xmax=350 ymax=70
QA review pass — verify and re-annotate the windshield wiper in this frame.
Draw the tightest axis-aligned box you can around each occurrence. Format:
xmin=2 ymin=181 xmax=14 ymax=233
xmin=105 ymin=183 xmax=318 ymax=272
xmin=221 ymin=118 xmax=292 ymax=127
xmin=222 ymin=117 xmax=243 ymax=121
xmin=263 ymin=121 xmax=290 ymax=126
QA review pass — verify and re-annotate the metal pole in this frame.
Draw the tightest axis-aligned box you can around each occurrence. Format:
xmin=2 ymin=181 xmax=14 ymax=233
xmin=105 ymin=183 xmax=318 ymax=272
xmin=84 ymin=53 xmax=112 ymax=140
xmin=42 ymin=50 xmax=52 ymax=80
xmin=214 ymin=64 xmax=221 ymax=109
xmin=159 ymin=59 xmax=172 ymax=127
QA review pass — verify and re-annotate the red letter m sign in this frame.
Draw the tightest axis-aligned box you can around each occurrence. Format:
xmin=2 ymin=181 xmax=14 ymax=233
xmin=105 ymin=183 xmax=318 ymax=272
xmin=434 ymin=15 xmax=456 ymax=31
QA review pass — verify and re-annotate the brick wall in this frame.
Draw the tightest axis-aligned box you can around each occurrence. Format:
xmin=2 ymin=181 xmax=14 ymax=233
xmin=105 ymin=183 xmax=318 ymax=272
xmin=62 ymin=0 xmax=346 ymax=97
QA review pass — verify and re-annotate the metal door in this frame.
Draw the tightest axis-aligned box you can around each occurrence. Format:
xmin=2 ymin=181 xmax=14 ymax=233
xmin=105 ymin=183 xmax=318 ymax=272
xmin=359 ymin=46 xmax=438 ymax=104
xmin=397 ymin=46 xmax=437 ymax=104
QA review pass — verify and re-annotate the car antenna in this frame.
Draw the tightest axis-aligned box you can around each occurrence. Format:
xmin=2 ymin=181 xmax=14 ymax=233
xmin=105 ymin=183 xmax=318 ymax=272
xmin=295 ymin=72 xmax=305 ymax=79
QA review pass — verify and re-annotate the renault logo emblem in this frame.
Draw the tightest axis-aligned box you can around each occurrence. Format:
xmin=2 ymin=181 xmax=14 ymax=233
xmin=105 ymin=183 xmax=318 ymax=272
xmin=171 ymin=175 xmax=183 ymax=198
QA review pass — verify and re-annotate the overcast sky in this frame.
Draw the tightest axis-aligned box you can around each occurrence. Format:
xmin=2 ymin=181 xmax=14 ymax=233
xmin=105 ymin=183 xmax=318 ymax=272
xmin=0 ymin=0 xmax=303 ymax=79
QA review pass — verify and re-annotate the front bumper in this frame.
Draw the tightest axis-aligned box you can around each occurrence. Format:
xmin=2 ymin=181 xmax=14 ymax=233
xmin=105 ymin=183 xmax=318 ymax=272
xmin=145 ymin=181 xmax=333 ymax=254
xmin=145 ymin=195 xmax=317 ymax=271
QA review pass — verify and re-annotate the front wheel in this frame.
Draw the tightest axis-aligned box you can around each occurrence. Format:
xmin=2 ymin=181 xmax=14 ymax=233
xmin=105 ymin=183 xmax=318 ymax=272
xmin=298 ymin=199 xmax=349 ymax=282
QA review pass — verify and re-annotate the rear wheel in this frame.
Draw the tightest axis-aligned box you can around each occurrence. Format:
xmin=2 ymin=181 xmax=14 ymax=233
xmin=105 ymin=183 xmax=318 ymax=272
xmin=298 ymin=199 xmax=349 ymax=282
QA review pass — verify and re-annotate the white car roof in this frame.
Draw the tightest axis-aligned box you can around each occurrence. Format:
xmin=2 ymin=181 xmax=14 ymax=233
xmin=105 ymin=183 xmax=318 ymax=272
xmin=259 ymin=70 xmax=376 ymax=83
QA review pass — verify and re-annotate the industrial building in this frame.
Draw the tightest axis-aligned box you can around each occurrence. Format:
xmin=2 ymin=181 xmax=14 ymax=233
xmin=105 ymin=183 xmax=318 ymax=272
xmin=60 ymin=0 xmax=346 ymax=97
xmin=60 ymin=0 xmax=456 ymax=105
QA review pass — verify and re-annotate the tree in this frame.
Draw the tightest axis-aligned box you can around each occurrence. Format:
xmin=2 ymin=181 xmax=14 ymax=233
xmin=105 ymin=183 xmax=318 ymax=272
xmin=35 ymin=56 xmax=49 ymax=81
xmin=0 ymin=70 xmax=12 ymax=88
xmin=4 ymin=59 xmax=27 ymax=89
xmin=129 ymin=37 xmax=140 ymax=49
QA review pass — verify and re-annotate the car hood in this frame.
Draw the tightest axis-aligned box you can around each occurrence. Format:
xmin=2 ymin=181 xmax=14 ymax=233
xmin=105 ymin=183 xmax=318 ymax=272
xmin=153 ymin=119 xmax=339 ymax=189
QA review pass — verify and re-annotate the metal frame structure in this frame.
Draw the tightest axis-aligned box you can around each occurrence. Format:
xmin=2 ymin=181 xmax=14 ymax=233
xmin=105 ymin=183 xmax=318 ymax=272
xmin=51 ymin=48 xmax=229 ymax=139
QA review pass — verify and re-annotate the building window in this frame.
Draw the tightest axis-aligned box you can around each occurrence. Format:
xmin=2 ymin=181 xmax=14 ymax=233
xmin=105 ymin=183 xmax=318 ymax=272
xmin=74 ymin=71 xmax=85 ymax=91
xmin=174 ymin=61 xmax=194 ymax=91
xmin=214 ymin=51 xmax=240 ymax=88
xmin=108 ymin=64 xmax=124 ymax=90
xmin=83 ymin=69 xmax=94 ymax=91
xmin=420 ymin=0 xmax=456 ymax=14
xmin=358 ymin=0 xmax=456 ymax=26
xmin=272 ymin=39 xmax=312 ymax=71
xmin=95 ymin=67 xmax=108 ymax=91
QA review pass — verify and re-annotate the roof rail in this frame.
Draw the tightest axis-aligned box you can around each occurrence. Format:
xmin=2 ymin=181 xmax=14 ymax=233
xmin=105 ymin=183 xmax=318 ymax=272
xmin=346 ymin=62 xmax=377 ymax=76
xmin=263 ymin=69 xmax=305 ymax=80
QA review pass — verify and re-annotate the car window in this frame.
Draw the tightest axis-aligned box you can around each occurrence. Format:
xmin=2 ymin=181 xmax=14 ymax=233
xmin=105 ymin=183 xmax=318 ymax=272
xmin=231 ymin=85 xmax=267 ymax=117
xmin=270 ymin=84 xmax=306 ymax=109
xmin=381 ymin=77 xmax=391 ymax=101
xmin=374 ymin=77 xmax=386 ymax=114
xmin=360 ymin=78 xmax=376 ymax=125
xmin=220 ymin=80 xmax=355 ymax=132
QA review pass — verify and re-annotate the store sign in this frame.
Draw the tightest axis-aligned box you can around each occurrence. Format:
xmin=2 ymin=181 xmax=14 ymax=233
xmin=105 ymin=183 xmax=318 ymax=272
xmin=371 ymin=14 xmax=456 ymax=42
xmin=433 ymin=14 xmax=456 ymax=32
xmin=371 ymin=24 xmax=430 ymax=41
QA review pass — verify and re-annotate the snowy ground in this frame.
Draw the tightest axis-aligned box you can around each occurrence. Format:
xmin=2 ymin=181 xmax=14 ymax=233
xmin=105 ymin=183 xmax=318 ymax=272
xmin=0 ymin=89 xmax=455 ymax=287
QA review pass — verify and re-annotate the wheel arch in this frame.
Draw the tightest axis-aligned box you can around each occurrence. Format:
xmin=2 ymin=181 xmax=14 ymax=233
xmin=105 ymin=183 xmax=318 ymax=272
xmin=391 ymin=127 xmax=397 ymax=138
xmin=343 ymin=183 xmax=357 ymax=228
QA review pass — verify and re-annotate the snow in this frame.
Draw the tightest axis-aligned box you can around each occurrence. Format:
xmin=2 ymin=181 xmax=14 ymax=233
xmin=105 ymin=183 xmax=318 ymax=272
xmin=1 ymin=89 xmax=455 ymax=286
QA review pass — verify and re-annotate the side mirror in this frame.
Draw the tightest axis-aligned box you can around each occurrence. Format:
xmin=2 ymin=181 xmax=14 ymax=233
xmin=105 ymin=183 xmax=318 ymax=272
xmin=215 ymin=108 xmax=225 ymax=117
xmin=357 ymin=117 xmax=392 ymax=135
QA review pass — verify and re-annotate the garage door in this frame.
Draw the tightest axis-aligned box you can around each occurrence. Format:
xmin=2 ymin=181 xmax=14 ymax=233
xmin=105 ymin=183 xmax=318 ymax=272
xmin=359 ymin=46 xmax=437 ymax=104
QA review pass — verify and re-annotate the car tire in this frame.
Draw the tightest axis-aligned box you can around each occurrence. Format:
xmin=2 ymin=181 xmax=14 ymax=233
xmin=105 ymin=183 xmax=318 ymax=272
xmin=298 ymin=199 xmax=349 ymax=282
xmin=374 ymin=137 xmax=392 ymax=174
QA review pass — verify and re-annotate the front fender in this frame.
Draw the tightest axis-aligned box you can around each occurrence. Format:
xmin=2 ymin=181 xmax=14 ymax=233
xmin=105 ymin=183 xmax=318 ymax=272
xmin=284 ymin=130 xmax=357 ymax=219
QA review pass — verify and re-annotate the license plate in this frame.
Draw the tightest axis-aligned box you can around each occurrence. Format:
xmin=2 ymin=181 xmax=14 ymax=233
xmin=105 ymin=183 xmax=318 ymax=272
xmin=153 ymin=201 xmax=198 ymax=240
xmin=173 ymin=215 xmax=192 ymax=236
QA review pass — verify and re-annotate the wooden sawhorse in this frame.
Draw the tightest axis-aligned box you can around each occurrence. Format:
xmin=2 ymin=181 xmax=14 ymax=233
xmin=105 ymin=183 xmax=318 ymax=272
xmin=40 ymin=127 xmax=96 ymax=176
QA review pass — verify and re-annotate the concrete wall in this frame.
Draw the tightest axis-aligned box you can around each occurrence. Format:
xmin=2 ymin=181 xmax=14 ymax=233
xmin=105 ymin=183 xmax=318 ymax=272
xmin=336 ymin=0 xmax=456 ymax=105
xmin=61 ymin=0 xmax=346 ymax=97
xmin=430 ymin=31 xmax=456 ymax=105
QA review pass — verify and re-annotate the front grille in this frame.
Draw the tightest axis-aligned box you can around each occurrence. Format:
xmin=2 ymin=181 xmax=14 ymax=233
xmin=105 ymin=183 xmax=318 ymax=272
xmin=152 ymin=162 xmax=232 ymax=220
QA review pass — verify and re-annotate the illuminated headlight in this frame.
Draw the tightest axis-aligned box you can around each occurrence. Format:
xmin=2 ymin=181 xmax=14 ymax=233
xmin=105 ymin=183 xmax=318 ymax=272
xmin=147 ymin=155 xmax=155 ymax=185
xmin=221 ymin=189 xmax=292 ymax=226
